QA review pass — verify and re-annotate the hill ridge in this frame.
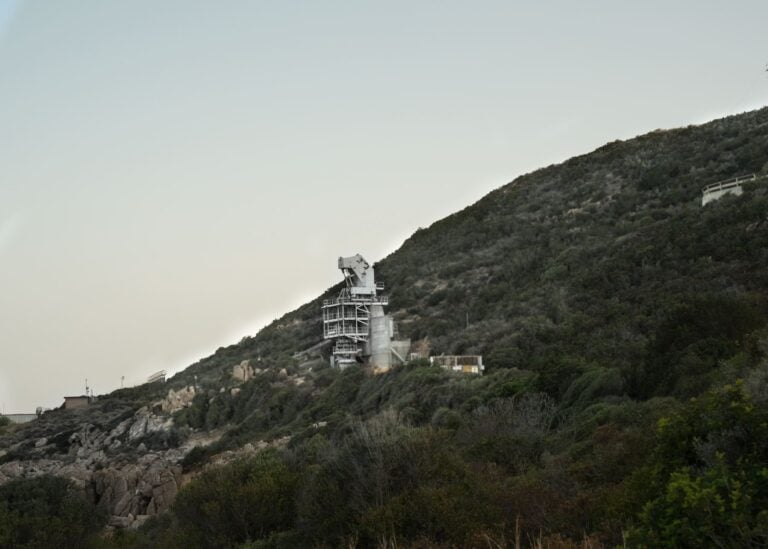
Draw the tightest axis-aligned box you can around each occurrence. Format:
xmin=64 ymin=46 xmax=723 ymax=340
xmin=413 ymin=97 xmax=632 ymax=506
xmin=2 ymin=105 xmax=768 ymax=546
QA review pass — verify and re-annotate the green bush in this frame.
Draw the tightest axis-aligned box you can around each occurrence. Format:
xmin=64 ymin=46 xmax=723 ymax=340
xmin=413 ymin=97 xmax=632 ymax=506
xmin=0 ymin=476 xmax=105 ymax=548
xmin=170 ymin=450 xmax=298 ymax=547
xmin=630 ymin=383 xmax=768 ymax=546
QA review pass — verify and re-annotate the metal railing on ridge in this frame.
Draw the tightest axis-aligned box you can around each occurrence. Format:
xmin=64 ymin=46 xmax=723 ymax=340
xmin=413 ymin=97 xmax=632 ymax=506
xmin=322 ymin=296 xmax=389 ymax=307
xmin=701 ymin=174 xmax=757 ymax=194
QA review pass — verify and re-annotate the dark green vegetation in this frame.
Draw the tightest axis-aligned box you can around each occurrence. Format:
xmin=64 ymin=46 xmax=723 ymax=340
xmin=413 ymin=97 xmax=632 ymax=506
xmin=631 ymin=381 xmax=768 ymax=546
xmin=169 ymin=107 xmax=768 ymax=403
xmin=7 ymin=107 xmax=768 ymax=547
xmin=0 ymin=476 xmax=106 ymax=547
xmin=147 ymin=108 xmax=768 ymax=547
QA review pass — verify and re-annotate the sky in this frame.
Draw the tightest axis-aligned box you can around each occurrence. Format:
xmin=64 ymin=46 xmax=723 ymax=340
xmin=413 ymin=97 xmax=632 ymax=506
xmin=0 ymin=1 xmax=766 ymax=413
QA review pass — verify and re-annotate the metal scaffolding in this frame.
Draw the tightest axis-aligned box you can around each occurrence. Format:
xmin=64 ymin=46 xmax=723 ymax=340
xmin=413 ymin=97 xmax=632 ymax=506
xmin=322 ymin=255 xmax=388 ymax=367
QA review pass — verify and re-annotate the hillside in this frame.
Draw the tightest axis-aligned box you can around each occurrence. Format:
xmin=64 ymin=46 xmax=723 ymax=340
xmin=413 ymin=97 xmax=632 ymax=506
xmin=175 ymin=106 xmax=768 ymax=399
xmin=2 ymin=107 xmax=768 ymax=548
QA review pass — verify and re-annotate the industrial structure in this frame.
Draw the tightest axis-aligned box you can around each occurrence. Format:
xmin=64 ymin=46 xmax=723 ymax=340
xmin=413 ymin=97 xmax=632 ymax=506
xmin=430 ymin=355 xmax=485 ymax=375
xmin=147 ymin=370 xmax=167 ymax=384
xmin=322 ymin=254 xmax=410 ymax=371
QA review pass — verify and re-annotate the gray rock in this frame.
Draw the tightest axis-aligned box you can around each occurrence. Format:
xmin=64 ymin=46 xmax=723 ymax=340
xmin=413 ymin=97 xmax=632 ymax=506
xmin=132 ymin=515 xmax=151 ymax=529
xmin=232 ymin=360 xmax=254 ymax=383
xmin=159 ymin=386 xmax=196 ymax=413
xmin=128 ymin=415 xmax=148 ymax=441
xmin=109 ymin=515 xmax=134 ymax=528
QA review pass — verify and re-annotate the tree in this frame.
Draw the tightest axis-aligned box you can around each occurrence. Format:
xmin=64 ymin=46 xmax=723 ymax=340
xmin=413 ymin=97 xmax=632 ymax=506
xmin=170 ymin=450 xmax=298 ymax=548
xmin=0 ymin=476 xmax=104 ymax=548
xmin=630 ymin=383 xmax=768 ymax=546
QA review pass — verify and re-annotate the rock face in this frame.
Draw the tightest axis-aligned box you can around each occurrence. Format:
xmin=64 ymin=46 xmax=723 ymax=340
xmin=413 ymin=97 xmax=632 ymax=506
xmin=232 ymin=360 xmax=260 ymax=383
xmin=0 ymin=374 xmax=286 ymax=531
xmin=160 ymin=386 xmax=196 ymax=413
xmin=92 ymin=453 xmax=182 ymax=521
xmin=0 ymin=401 xmax=188 ymax=530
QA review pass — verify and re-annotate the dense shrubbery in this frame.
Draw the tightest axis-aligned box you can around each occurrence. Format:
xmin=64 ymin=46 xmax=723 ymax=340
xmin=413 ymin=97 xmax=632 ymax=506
xmin=129 ymin=313 xmax=767 ymax=546
xmin=171 ymin=450 xmax=298 ymax=547
xmin=630 ymin=382 xmax=768 ymax=546
xmin=139 ymin=107 xmax=768 ymax=547
xmin=136 ymin=372 xmax=768 ymax=547
xmin=0 ymin=476 xmax=105 ymax=547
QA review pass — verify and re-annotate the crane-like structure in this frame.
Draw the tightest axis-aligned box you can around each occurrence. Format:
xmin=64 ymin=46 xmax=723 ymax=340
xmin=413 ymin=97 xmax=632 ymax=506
xmin=338 ymin=254 xmax=380 ymax=298
xmin=322 ymin=254 xmax=409 ymax=370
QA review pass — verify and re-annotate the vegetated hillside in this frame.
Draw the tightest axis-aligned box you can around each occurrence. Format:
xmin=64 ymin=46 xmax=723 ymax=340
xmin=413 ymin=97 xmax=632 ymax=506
xmin=175 ymin=106 xmax=768 ymax=400
xmin=123 ymin=107 xmax=767 ymax=546
xmin=4 ymin=107 xmax=768 ymax=548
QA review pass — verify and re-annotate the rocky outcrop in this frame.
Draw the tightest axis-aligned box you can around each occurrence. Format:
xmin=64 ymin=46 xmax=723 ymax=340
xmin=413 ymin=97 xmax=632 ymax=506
xmin=0 ymin=381 xmax=290 ymax=531
xmin=126 ymin=407 xmax=174 ymax=441
xmin=0 ymin=401 xmax=187 ymax=530
xmin=159 ymin=386 xmax=196 ymax=414
xmin=232 ymin=360 xmax=257 ymax=383
xmin=93 ymin=452 xmax=182 ymax=522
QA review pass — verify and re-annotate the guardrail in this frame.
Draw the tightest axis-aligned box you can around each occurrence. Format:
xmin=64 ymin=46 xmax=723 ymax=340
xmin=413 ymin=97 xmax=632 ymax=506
xmin=322 ymin=296 xmax=389 ymax=307
xmin=323 ymin=312 xmax=371 ymax=321
xmin=701 ymin=174 xmax=757 ymax=194
xmin=324 ymin=326 xmax=368 ymax=338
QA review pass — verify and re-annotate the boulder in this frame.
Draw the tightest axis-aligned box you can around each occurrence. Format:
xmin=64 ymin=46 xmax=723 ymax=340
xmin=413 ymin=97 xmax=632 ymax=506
xmin=127 ymin=414 xmax=149 ymax=441
xmin=109 ymin=515 xmax=134 ymax=529
xmin=160 ymin=386 xmax=196 ymax=414
xmin=232 ymin=360 xmax=255 ymax=383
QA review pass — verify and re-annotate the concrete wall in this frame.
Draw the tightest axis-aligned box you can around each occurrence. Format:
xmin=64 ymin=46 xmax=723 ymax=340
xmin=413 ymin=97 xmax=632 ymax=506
xmin=4 ymin=414 xmax=36 ymax=424
xmin=391 ymin=340 xmax=411 ymax=364
xmin=702 ymin=185 xmax=743 ymax=206
xmin=368 ymin=304 xmax=392 ymax=371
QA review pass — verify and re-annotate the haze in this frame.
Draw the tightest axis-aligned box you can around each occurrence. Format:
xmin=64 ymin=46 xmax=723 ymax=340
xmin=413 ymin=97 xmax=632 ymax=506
xmin=0 ymin=0 xmax=766 ymax=413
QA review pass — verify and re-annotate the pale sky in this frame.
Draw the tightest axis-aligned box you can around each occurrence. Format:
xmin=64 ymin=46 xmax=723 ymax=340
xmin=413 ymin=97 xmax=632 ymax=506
xmin=0 ymin=1 xmax=766 ymax=413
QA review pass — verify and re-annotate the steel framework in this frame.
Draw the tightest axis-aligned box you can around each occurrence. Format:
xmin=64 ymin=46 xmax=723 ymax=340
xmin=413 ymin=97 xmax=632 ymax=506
xmin=322 ymin=255 xmax=387 ymax=367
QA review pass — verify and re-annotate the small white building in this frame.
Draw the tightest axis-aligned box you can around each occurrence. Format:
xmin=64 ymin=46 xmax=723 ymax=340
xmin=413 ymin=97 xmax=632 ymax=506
xmin=430 ymin=355 xmax=484 ymax=375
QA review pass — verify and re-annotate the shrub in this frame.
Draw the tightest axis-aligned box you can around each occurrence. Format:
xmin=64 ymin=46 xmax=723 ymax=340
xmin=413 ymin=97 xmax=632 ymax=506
xmin=630 ymin=383 xmax=768 ymax=546
xmin=170 ymin=450 xmax=298 ymax=547
xmin=0 ymin=476 xmax=105 ymax=547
